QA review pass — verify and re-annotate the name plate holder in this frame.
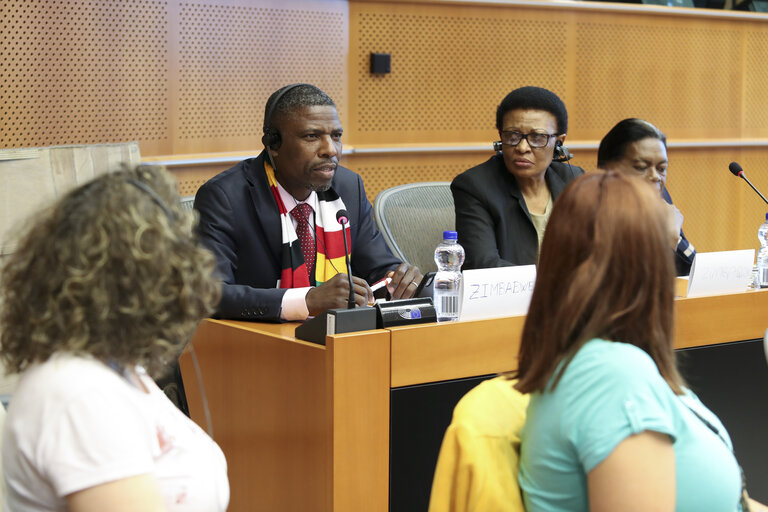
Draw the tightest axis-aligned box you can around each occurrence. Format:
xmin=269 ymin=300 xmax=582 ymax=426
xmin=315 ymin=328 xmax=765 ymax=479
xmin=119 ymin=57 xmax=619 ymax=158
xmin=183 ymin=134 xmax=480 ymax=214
xmin=686 ymin=249 xmax=755 ymax=298
xmin=295 ymin=307 xmax=377 ymax=345
xmin=459 ymin=265 xmax=537 ymax=321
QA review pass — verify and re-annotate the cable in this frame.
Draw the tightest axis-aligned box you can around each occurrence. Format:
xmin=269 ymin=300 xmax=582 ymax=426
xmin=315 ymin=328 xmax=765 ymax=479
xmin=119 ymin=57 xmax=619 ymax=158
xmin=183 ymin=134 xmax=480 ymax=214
xmin=189 ymin=344 xmax=214 ymax=437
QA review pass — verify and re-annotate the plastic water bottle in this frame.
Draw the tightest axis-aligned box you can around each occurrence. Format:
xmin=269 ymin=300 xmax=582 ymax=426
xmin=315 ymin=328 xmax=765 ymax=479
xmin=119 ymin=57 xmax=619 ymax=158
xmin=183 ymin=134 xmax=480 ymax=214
xmin=433 ymin=231 xmax=465 ymax=322
xmin=757 ymin=213 xmax=768 ymax=288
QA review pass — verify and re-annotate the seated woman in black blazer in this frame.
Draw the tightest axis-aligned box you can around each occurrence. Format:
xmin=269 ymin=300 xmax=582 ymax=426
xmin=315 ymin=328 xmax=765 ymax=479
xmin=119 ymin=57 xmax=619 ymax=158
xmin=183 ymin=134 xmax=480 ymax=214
xmin=598 ymin=118 xmax=696 ymax=276
xmin=451 ymin=86 xmax=584 ymax=270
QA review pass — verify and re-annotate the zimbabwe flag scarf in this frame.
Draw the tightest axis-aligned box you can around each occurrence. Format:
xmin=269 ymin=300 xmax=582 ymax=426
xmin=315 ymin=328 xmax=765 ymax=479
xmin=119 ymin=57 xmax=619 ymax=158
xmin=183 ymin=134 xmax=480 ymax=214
xmin=265 ymin=161 xmax=351 ymax=288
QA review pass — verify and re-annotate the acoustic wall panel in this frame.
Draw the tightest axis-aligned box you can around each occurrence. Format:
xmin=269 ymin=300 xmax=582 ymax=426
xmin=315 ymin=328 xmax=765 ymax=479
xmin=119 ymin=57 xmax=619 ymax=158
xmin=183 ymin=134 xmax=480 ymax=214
xmin=573 ymin=19 xmax=741 ymax=139
xmin=350 ymin=5 xmax=567 ymax=143
xmin=350 ymin=2 xmax=768 ymax=144
xmin=0 ymin=0 xmax=169 ymax=149
xmin=176 ymin=1 xmax=347 ymax=150
xmin=1 ymin=0 xmax=347 ymax=155
xmin=744 ymin=30 xmax=768 ymax=136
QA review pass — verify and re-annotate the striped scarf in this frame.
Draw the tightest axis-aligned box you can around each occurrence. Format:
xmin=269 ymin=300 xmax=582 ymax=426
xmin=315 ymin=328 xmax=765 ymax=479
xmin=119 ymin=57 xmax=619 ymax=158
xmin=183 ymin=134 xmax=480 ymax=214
xmin=265 ymin=162 xmax=351 ymax=288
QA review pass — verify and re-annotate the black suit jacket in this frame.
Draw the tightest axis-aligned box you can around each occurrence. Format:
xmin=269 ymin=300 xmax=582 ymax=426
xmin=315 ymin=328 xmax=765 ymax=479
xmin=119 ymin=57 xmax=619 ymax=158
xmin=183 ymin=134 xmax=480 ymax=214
xmin=451 ymin=155 xmax=584 ymax=270
xmin=194 ymin=152 xmax=401 ymax=322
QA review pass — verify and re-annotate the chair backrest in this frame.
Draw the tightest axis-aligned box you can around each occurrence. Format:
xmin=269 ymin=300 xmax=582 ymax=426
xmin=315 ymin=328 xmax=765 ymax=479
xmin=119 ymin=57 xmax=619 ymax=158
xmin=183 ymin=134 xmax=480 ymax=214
xmin=180 ymin=195 xmax=195 ymax=211
xmin=374 ymin=182 xmax=454 ymax=273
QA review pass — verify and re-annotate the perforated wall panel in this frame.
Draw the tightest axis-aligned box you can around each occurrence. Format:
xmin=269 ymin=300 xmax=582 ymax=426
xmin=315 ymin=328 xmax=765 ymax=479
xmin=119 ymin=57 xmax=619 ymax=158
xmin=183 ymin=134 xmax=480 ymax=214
xmin=573 ymin=19 xmax=741 ymax=139
xmin=349 ymin=2 xmax=768 ymax=143
xmin=1 ymin=0 xmax=347 ymax=155
xmin=176 ymin=2 xmax=346 ymax=145
xmin=351 ymin=5 xmax=566 ymax=143
xmin=744 ymin=30 xmax=768 ymax=136
xmin=1 ymin=0 xmax=168 ymax=148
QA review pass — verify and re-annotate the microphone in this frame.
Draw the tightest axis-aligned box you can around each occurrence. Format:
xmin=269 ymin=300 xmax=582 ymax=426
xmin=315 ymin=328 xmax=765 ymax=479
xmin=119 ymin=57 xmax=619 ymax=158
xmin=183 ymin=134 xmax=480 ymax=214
xmin=336 ymin=209 xmax=355 ymax=309
xmin=729 ymin=162 xmax=768 ymax=205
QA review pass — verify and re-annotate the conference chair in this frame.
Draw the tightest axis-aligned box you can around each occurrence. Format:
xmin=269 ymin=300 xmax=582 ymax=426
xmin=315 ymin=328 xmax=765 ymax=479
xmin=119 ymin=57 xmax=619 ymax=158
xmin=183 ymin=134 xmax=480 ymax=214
xmin=373 ymin=182 xmax=454 ymax=273
xmin=180 ymin=195 xmax=195 ymax=211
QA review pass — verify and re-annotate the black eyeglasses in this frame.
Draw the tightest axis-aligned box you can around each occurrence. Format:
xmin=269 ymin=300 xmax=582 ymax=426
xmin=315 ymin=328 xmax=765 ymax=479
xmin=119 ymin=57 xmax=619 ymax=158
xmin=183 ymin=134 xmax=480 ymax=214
xmin=500 ymin=131 xmax=560 ymax=148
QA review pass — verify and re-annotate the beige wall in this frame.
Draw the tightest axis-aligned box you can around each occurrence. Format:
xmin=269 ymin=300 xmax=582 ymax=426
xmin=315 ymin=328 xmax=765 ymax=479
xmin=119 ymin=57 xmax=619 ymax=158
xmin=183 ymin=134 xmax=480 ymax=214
xmin=3 ymin=0 xmax=768 ymax=254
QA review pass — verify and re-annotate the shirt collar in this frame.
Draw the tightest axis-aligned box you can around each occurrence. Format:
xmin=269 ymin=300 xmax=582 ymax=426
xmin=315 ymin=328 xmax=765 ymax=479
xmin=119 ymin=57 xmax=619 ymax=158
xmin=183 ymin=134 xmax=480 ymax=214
xmin=276 ymin=181 xmax=319 ymax=213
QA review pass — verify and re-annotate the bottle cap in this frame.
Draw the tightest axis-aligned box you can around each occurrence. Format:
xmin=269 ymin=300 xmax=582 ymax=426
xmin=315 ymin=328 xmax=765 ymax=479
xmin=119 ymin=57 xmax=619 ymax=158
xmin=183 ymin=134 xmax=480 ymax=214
xmin=443 ymin=230 xmax=458 ymax=240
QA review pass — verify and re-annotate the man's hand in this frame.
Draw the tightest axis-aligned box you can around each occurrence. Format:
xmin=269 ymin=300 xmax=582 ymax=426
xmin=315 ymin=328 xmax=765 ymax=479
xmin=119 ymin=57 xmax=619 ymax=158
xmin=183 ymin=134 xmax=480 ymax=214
xmin=387 ymin=263 xmax=423 ymax=300
xmin=305 ymin=273 xmax=373 ymax=316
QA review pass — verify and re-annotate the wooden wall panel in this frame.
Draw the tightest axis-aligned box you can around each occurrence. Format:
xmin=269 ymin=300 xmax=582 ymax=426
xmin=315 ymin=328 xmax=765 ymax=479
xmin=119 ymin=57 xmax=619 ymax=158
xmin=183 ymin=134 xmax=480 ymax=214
xmin=4 ymin=0 xmax=768 ymax=255
xmin=172 ymin=0 xmax=348 ymax=155
xmin=348 ymin=3 xmax=567 ymax=144
xmin=0 ymin=0 xmax=170 ymax=154
xmin=571 ymin=15 xmax=742 ymax=139
xmin=0 ymin=0 xmax=348 ymax=155
xmin=348 ymin=2 xmax=768 ymax=143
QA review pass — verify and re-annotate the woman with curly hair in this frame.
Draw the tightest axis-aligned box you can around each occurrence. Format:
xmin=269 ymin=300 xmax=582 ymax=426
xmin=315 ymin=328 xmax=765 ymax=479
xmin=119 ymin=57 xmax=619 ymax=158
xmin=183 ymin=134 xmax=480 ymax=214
xmin=0 ymin=166 xmax=227 ymax=511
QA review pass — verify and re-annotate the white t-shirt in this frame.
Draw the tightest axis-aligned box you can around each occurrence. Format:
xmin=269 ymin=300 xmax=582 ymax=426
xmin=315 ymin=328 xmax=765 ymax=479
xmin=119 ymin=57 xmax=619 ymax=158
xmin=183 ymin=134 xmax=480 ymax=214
xmin=2 ymin=354 xmax=229 ymax=511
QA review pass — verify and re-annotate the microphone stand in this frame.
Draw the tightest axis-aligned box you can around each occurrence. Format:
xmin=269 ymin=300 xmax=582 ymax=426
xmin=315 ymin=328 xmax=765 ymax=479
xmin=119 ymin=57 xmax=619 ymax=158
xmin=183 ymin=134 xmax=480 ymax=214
xmin=339 ymin=217 xmax=355 ymax=309
xmin=739 ymin=174 xmax=768 ymax=206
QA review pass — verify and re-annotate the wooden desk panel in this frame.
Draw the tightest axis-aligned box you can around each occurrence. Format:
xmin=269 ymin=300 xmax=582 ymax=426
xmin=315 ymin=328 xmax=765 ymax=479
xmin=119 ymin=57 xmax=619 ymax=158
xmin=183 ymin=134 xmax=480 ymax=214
xmin=390 ymin=316 xmax=524 ymax=387
xmin=674 ymin=289 xmax=768 ymax=348
xmin=180 ymin=320 xmax=328 ymax=512
xmin=327 ymin=332 xmax=391 ymax=512
xmin=181 ymin=290 xmax=768 ymax=511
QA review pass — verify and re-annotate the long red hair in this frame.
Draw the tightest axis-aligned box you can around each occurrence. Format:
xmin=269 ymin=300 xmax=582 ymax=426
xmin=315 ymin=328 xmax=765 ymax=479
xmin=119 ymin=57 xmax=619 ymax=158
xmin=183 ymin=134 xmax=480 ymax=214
xmin=515 ymin=170 xmax=684 ymax=394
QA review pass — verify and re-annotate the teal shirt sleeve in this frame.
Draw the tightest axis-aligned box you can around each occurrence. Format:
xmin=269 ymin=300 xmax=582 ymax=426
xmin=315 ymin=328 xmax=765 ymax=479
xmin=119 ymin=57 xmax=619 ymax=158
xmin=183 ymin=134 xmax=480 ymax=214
xmin=558 ymin=340 xmax=678 ymax=473
xmin=520 ymin=339 xmax=743 ymax=512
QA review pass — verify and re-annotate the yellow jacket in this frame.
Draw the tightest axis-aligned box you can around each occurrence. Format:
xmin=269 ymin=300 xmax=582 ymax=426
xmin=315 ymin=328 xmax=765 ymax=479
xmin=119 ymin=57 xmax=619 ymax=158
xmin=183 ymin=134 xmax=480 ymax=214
xmin=428 ymin=376 xmax=529 ymax=512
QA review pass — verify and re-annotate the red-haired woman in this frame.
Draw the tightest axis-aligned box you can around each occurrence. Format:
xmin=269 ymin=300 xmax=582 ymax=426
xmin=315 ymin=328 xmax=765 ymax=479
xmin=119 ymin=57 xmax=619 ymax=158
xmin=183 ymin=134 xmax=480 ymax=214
xmin=515 ymin=171 xmax=764 ymax=512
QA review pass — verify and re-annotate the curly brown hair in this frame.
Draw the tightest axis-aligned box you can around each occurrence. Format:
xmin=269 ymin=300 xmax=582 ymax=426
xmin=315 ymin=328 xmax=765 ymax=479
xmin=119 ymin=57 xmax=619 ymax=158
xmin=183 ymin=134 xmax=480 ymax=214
xmin=0 ymin=165 xmax=220 ymax=377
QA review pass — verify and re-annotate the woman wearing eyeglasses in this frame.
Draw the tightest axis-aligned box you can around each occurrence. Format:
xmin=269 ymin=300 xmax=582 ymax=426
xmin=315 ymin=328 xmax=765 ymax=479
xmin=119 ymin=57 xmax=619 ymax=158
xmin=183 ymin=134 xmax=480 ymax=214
xmin=451 ymin=86 xmax=584 ymax=270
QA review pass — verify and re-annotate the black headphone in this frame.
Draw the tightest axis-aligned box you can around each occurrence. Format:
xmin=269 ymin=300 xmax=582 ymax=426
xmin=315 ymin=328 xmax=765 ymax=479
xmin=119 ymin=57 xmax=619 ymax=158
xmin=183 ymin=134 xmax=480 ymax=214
xmin=261 ymin=83 xmax=309 ymax=150
xmin=126 ymin=178 xmax=175 ymax=220
xmin=553 ymin=140 xmax=573 ymax=162
xmin=492 ymin=139 xmax=573 ymax=162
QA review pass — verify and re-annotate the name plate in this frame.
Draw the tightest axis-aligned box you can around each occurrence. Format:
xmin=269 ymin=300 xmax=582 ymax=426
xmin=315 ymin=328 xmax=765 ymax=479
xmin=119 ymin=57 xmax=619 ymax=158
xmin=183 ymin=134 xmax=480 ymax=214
xmin=459 ymin=265 xmax=537 ymax=321
xmin=687 ymin=249 xmax=754 ymax=298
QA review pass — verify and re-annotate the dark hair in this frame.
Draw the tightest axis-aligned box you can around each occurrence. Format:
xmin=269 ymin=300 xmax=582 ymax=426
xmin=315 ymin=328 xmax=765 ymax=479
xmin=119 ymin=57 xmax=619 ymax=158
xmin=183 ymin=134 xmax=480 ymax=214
xmin=263 ymin=83 xmax=335 ymax=134
xmin=495 ymin=86 xmax=568 ymax=134
xmin=0 ymin=165 xmax=221 ymax=377
xmin=597 ymin=118 xmax=667 ymax=167
xmin=514 ymin=171 xmax=683 ymax=395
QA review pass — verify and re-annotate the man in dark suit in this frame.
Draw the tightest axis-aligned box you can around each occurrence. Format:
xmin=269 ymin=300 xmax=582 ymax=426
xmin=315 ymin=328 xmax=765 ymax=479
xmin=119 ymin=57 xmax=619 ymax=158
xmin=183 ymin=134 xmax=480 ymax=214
xmin=195 ymin=84 xmax=422 ymax=322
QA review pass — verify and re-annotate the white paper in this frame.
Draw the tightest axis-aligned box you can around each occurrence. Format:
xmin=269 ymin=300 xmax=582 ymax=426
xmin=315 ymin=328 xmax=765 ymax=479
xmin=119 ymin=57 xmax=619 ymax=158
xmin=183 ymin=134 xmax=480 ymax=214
xmin=459 ymin=265 xmax=537 ymax=321
xmin=687 ymin=249 xmax=755 ymax=298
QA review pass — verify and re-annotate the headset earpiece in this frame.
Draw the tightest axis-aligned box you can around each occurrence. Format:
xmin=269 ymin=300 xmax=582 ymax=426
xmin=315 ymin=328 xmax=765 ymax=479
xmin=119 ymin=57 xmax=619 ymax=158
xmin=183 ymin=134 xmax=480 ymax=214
xmin=261 ymin=131 xmax=281 ymax=150
xmin=262 ymin=83 xmax=308 ymax=152
xmin=493 ymin=141 xmax=502 ymax=153
xmin=553 ymin=140 xmax=573 ymax=162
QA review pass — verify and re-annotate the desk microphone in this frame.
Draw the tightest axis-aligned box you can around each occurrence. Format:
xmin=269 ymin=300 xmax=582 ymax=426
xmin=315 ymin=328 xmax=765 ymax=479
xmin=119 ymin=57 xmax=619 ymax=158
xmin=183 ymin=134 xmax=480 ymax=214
xmin=729 ymin=162 xmax=768 ymax=206
xmin=336 ymin=209 xmax=355 ymax=309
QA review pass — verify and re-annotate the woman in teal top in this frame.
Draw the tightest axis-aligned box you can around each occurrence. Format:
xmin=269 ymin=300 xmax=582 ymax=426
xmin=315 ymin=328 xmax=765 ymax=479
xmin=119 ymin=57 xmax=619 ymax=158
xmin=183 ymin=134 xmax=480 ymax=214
xmin=514 ymin=171 xmax=764 ymax=512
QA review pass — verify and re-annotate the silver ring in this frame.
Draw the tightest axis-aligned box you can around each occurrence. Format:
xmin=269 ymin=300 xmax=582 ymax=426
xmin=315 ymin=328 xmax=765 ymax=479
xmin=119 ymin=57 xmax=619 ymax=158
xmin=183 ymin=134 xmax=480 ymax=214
xmin=407 ymin=281 xmax=418 ymax=287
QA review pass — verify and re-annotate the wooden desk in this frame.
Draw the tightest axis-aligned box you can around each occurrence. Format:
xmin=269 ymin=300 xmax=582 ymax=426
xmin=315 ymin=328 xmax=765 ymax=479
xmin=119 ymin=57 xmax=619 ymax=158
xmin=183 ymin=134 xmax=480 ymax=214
xmin=180 ymin=290 xmax=768 ymax=512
